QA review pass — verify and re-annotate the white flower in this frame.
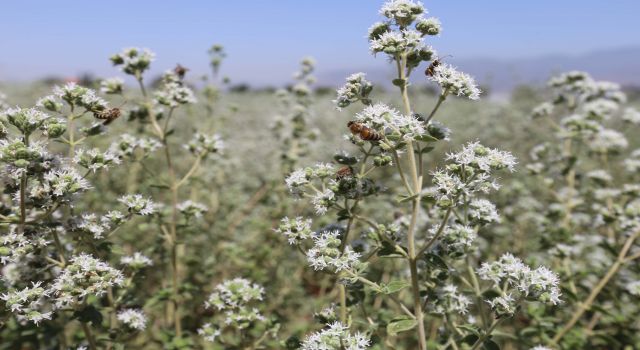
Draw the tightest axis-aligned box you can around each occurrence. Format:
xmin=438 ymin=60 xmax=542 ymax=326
xmin=275 ymin=216 xmax=313 ymax=245
xmin=119 ymin=194 xmax=156 ymax=215
xmin=311 ymin=189 xmax=336 ymax=215
xmin=306 ymin=231 xmax=362 ymax=272
xmin=117 ymin=309 xmax=147 ymax=330
xmin=1 ymin=282 xmax=52 ymax=325
xmin=468 ymin=199 xmax=500 ymax=225
xmin=589 ymin=128 xmax=628 ymax=153
xmin=185 ymin=133 xmax=224 ymax=156
xmin=302 ymin=322 xmax=370 ymax=350
xmin=100 ymin=77 xmax=124 ymax=94
xmin=73 ymin=148 xmax=121 ymax=173
xmin=626 ymin=281 xmax=640 ymax=296
xmin=154 ymin=82 xmax=197 ymax=107
xmin=120 ymin=252 xmax=153 ymax=269
xmin=110 ymin=47 xmax=155 ymax=76
xmin=177 ymin=200 xmax=208 ymax=218
xmin=428 ymin=63 xmax=481 ymax=100
xmin=285 ymin=168 xmax=310 ymax=193
xmin=429 ymin=284 xmax=472 ymax=315
xmin=622 ymin=107 xmax=640 ymax=124
xmin=42 ymin=168 xmax=91 ymax=198
xmin=379 ymin=0 xmax=425 ymax=26
xmin=50 ymin=254 xmax=124 ymax=308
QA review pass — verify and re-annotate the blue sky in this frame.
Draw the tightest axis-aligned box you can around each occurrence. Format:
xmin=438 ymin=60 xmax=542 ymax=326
xmin=1 ymin=0 xmax=638 ymax=85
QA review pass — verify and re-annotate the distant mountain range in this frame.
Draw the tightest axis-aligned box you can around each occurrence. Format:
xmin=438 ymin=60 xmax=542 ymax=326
xmin=317 ymin=46 xmax=640 ymax=94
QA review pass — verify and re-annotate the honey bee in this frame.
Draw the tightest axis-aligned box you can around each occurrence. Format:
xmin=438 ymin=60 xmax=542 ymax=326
xmin=174 ymin=64 xmax=189 ymax=79
xmin=425 ymin=55 xmax=452 ymax=77
xmin=347 ymin=121 xmax=382 ymax=141
xmin=93 ymin=107 xmax=122 ymax=125
xmin=335 ymin=166 xmax=353 ymax=180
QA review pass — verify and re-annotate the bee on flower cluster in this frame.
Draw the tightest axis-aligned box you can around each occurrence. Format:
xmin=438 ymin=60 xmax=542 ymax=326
xmin=93 ymin=107 xmax=122 ymax=125
xmin=425 ymin=55 xmax=452 ymax=77
xmin=347 ymin=121 xmax=382 ymax=141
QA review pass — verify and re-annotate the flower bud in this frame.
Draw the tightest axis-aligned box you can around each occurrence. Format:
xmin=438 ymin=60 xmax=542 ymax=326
xmin=416 ymin=17 xmax=441 ymax=36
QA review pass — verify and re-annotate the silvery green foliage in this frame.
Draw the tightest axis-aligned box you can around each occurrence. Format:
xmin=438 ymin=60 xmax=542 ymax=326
xmin=514 ymin=70 xmax=640 ymax=348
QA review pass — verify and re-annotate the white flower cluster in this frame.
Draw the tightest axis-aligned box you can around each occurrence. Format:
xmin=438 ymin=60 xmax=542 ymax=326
xmin=622 ymin=107 xmax=640 ymax=124
xmin=353 ymin=102 xmax=425 ymax=143
xmin=50 ymin=253 xmax=124 ymax=308
xmin=3 ymin=107 xmax=52 ymax=136
xmin=275 ymin=216 xmax=314 ymax=245
xmin=120 ymin=252 xmax=153 ymax=269
xmin=334 ymin=73 xmax=374 ymax=109
xmin=1 ymin=282 xmax=52 ymax=325
xmin=428 ymin=284 xmax=472 ymax=315
xmin=100 ymin=77 xmax=124 ymax=94
xmin=40 ymin=168 xmax=91 ymax=200
xmin=110 ymin=133 xmax=162 ymax=158
xmin=177 ymin=200 xmax=208 ymax=219
xmin=428 ymin=63 xmax=481 ymax=100
xmin=199 ymin=278 xmax=266 ymax=342
xmin=478 ymin=253 xmax=561 ymax=315
xmin=468 ymin=198 xmax=501 ymax=225
xmin=53 ymin=82 xmax=109 ymax=112
xmin=588 ymin=128 xmax=628 ymax=154
xmin=301 ymin=322 xmax=370 ymax=350
xmin=110 ymin=47 xmax=156 ymax=76
xmin=435 ymin=224 xmax=476 ymax=259
xmin=185 ymin=133 xmax=224 ymax=156
xmin=73 ymin=148 xmax=121 ymax=173
xmin=446 ymin=141 xmax=517 ymax=173
xmin=0 ymin=230 xmax=49 ymax=264
xmin=118 ymin=194 xmax=156 ymax=215
xmin=306 ymin=231 xmax=362 ymax=273
xmin=379 ymin=0 xmax=424 ymax=27
xmin=154 ymin=71 xmax=197 ymax=107
xmin=117 ymin=308 xmax=147 ymax=330
xmin=429 ymin=142 xmax=516 ymax=208
xmin=76 ymin=213 xmax=121 ymax=239
xmin=626 ymin=280 xmax=640 ymax=296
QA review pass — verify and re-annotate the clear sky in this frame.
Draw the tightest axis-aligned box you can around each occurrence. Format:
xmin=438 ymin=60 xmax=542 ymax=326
xmin=1 ymin=0 xmax=638 ymax=85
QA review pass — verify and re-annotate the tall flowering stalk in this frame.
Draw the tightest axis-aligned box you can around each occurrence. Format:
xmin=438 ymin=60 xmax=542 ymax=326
xmin=276 ymin=1 xmax=560 ymax=349
xmin=109 ymin=47 xmax=222 ymax=339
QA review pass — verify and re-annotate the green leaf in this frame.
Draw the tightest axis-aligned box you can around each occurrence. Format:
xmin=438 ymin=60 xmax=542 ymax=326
xmin=383 ymin=280 xmax=411 ymax=294
xmin=397 ymin=193 xmax=419 ymax=203
xmin=414 ymin=134 xmax=439 ymax=142
xmin=386 ymin=317 xmax=417 ymax=336
xmin=422 ymin=253 xmax=448 ymax=270
xmin=419 ymin=146 xmax=435 ymax=154
xmin=461 ymin=334 xmax=479 ymax=345
xmin=456 ymin=323 xmax=481 ymax=336
xmin=482 ymin=339 xmax=500 ymax=350
xmin=72 ymin=305 xmax=103 ymax=325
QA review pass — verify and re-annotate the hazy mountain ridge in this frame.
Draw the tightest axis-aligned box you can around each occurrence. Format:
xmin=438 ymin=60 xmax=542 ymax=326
xmin=318 ymin=46 xmax=640 ymax=93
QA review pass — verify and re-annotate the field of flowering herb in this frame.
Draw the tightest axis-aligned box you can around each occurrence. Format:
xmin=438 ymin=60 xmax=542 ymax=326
xmin=1 ymin=1 xmax=639 ymax=349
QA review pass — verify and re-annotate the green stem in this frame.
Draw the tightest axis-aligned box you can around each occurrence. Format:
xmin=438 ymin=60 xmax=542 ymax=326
xmin=81 ymin=322 xmax=98 ymax=350
xmin=550 ymin=230 xmax=639 ymax=345
xmin=397 ymin=52 xmax=427 ymax=350
xmin=469 ymin=318 xmax=503 ymax=350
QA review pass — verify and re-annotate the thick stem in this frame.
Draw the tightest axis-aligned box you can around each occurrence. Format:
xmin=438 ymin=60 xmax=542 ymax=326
xmin=81 ymin=322 xmax=98 ymax=350
xmin=550 ymin=231 xmax=639 ymax=344
xmin=397 ymin=52 xmax=427 ymax=350
xmin=18 ymin=135 xmax=30 ymax=233
xmin=339 ymin=284 xmax=348 ymax=324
